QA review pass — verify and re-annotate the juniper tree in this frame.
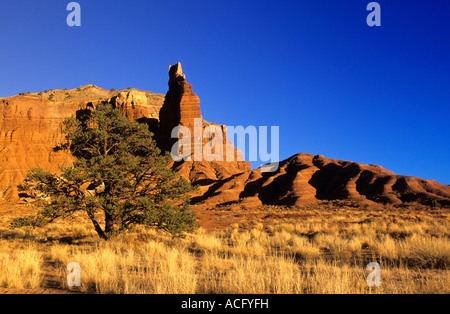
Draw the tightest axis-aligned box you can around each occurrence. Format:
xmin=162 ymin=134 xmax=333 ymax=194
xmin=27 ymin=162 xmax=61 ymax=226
xmin=12 ymin=103 xmax=197 ymax=240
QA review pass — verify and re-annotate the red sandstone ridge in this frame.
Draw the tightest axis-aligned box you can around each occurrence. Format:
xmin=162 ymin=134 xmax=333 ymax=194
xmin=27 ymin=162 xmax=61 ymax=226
xmin=192 ymin=153 xmax=450 ymax=207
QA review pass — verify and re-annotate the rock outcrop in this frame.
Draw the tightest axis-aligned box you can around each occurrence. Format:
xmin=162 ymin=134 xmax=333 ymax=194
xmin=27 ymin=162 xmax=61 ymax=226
xmin=158 ymin=62 xmax=203 ymax=153
xmin=158 ymin=62 xmax=251 ymax=184
xmin=111 ymin=90 xmax=160 ymax=121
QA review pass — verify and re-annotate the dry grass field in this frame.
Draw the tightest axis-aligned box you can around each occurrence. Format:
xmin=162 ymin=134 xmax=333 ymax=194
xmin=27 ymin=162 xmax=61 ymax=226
xmin=0 ymin=201 xmax=448 ymax=294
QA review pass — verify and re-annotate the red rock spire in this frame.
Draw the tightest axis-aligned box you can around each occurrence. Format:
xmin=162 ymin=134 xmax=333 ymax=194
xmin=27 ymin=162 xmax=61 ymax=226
xmin=158 ymin=62 xmax=203 ymax=153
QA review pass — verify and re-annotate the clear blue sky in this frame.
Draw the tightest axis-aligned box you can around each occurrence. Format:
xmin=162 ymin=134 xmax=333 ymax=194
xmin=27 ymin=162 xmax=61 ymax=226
xmin=0 ymin=0 xmax=449 ymax=184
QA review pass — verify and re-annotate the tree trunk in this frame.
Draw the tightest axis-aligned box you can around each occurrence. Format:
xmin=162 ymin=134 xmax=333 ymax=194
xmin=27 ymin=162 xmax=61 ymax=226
xmin=104 ymin=211 xmax=114 ymax=237
xmin=87 ymin=212 xmax=108 ymax=240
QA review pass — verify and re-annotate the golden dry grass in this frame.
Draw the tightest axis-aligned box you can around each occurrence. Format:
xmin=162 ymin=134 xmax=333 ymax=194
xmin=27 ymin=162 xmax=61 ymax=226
xmin=0 ymin=240 xmax=42 ymax=289
xmin=0 ymin=202 xmax=448 ymax=294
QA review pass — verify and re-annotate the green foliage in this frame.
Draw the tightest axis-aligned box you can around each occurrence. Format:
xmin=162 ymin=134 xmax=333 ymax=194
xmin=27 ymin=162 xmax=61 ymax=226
xmin=431 ymin=200 xmax=442 ymax=208
xmin=13 ymin=103 xmax=197 ymax=239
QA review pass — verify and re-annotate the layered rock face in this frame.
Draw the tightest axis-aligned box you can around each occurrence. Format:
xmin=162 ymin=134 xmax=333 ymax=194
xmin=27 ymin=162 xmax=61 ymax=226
xmin=158 ymin=62 xmax=251 ymax=184
xmin=158 ymin=62 xmax=202 ymax=153
xmin=0 ymin=86 xmax=164 ymax=200
xmin=0 ymin=95 xmax=75 ymax=200
xmin=111 ymin=90 xmax=161 ymax=121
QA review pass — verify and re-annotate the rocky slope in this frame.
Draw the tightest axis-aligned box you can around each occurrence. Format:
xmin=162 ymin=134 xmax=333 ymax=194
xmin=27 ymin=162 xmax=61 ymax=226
xmin=191 ymin=153 xmax=450 ymax=207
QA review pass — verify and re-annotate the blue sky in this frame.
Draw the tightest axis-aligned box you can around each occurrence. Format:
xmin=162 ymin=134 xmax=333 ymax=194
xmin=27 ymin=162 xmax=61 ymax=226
xmin=0 ymin=0 xmax=449 ymax=184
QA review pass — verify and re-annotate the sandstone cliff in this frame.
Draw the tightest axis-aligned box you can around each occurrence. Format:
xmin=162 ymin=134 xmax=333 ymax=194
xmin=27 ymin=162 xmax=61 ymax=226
xmin=0 ymin=85 xmax=164 ymax=200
